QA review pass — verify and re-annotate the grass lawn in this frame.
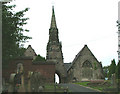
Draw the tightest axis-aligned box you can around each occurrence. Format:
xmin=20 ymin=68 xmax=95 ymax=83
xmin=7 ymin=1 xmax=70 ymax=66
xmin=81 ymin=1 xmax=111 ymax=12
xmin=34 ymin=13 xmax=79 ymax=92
xmin=43 ymin=83 xmax=67 ymax=92
xmin=74 ymin=81 xmax=114 ymax=92
xmin=75 ymin=82 xmax=90 ymax=87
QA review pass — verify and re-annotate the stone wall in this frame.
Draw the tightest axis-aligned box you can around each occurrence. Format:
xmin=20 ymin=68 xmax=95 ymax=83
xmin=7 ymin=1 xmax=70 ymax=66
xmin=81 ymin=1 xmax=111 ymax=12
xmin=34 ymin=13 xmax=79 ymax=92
xmin=2 ymin=58 xmax=55 ymax=83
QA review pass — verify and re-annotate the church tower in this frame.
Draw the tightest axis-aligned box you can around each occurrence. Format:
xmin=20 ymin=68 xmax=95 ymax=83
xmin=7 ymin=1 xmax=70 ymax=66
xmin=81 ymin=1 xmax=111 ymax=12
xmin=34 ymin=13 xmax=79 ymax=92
xmin=46 ymin=6 xmax=67 ymax=83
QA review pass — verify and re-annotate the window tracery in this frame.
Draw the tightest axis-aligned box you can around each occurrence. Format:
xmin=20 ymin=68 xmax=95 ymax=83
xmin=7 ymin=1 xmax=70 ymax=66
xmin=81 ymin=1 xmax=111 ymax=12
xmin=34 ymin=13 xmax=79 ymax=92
xmin=82 ymin=60 xmax=92 ymax=68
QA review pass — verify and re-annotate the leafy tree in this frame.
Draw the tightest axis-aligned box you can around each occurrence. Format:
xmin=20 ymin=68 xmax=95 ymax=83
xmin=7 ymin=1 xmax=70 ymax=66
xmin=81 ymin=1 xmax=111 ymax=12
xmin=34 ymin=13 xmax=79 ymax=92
xmin=33 ymin=55 xmax=46 ymax=62
xmin=2 ymin=2 xmax=31 ymax=68
xmin=108 ymin=59 xmax=116 ymax=79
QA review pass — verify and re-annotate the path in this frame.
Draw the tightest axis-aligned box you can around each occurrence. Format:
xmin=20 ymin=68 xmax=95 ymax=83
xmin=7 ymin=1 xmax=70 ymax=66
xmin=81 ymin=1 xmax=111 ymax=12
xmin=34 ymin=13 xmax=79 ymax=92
xmin=60 ymin=83 xmax=104 ymax=93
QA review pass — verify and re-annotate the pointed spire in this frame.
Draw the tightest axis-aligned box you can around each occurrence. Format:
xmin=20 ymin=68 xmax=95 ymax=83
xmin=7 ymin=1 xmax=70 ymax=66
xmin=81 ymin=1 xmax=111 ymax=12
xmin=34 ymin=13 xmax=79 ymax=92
xmin=50 ymin=6 xmax=57 ymax=28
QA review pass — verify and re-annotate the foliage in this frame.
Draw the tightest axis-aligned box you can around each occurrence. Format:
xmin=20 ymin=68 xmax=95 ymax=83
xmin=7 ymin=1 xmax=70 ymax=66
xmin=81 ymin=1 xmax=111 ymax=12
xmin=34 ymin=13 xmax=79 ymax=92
xmin=33 ymin=55 xmax=46 ymax=62
xmin=108 ymin=59 xmax=116 ymax=79
xmin=103 ymin=66 xmax=109 ymax=78
xmin=2 ymin=3 xmax=31 ymax=68
xmin=115 ymin=61 xmax=120 ymax=79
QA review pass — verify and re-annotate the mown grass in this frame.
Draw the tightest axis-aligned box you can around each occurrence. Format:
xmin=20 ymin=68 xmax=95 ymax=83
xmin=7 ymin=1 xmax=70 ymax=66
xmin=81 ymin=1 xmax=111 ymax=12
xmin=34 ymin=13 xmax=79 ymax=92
xmin=43 ymin=83 xmax=67 ymax=92
xmin=74 ymin=80 xmax=120 ymax=92
xmin=75 ymin=82 xmax=90 ymax=87
xmin=74 ymin=81 xmax=108 ymax=91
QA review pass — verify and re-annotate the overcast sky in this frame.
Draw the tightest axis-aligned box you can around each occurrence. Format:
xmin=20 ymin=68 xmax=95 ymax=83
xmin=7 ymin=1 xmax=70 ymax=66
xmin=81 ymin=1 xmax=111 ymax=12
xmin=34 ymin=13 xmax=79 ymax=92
xmin=9 ymin=0 xmax=119 ymax=66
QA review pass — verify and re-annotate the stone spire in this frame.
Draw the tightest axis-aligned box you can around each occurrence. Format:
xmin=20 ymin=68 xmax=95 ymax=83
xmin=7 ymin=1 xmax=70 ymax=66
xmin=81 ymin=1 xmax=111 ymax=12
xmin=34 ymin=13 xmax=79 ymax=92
xmin=49 ymin=6 xmax=59 ymax=43
xmin=46 ymin=6 xmax=67 ymax=83
xmin=50 ymin=6 xmax=57 ymax=28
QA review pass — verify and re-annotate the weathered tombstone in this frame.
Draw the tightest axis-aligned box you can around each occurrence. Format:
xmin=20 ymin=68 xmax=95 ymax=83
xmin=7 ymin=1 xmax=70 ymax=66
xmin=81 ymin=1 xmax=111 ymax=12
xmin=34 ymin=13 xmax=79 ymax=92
xmin=8 ymin=74 xmax=16 ymax=92
xmin=27 ymin=79 xmax=31 ymax=92
xmin=111 ymin=73 xmax=117 ymax=88
xmin=38 ymin=86 xmax=43 ymax=92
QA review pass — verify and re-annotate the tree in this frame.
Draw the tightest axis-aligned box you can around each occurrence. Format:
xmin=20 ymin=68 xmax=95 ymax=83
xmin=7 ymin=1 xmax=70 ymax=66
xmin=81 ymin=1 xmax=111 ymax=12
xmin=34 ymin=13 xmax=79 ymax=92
xmin=115 ymin=61 xmax=120 ymax=79
xmin=33 ymin=55 xmax=46 ymax=62
xmin=2 ymin=2 xmax=31 ymax=68
xmin=108 ymin=59 xmax=116 ymax=79
xmin=103 ymin=66 xmax=109 ymax=78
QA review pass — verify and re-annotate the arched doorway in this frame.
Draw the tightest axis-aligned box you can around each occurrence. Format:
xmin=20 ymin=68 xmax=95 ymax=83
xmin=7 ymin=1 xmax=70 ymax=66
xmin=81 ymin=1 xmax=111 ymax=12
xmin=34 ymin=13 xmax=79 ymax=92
xmin=55 ymin=73 xmax=59 ymax=84
xmin=54 ymin=71 xmax=61 ymax=84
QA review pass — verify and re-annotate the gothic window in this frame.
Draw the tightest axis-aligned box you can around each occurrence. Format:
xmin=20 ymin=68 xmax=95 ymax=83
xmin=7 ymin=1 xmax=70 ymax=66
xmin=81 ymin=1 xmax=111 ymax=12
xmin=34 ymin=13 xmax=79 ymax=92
xmin=82 ymin=60 xmax=93 ymax=79
xmin=82 ymin=60 xmax=92 ymax=68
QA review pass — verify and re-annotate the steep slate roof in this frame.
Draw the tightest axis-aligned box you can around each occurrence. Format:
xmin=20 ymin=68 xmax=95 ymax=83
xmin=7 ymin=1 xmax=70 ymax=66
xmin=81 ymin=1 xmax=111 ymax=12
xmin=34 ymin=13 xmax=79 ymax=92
xmin=24 ymin=45 xmax=37 ymax=57
xmin=68 ymin=45 xmax=100 ymax=71
xmin=64 ymin=63 xmax=72 ymax=71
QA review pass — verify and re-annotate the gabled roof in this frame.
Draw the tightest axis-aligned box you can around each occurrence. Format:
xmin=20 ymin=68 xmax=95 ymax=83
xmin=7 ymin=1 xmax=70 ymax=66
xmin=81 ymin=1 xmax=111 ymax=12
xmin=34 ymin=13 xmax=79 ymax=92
xmin=68 ymin=45 xmax=100 ymax=71
xmin=24 ymin=45 xmax=37 ymax=57
xmin=64 ymin=63 xmax=72 ymax=71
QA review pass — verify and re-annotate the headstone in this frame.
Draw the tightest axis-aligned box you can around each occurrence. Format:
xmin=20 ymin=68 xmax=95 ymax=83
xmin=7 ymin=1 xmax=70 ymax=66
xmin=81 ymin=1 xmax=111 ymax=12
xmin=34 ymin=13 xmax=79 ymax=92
xmin=38 ymin=86 xmax=43 ymax=92
xmin=27 ymin=79 xmax=31 ymax=92
xmin=111 ymin=73 xmax=117 ymax=88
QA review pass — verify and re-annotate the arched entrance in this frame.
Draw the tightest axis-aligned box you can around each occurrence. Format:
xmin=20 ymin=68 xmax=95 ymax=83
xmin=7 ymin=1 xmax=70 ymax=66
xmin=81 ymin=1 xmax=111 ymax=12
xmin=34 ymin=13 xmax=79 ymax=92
xmin=55 ymin=73 xmax=60 ymax=84
xmin=54 ymin=71 xmax=61 ymax=84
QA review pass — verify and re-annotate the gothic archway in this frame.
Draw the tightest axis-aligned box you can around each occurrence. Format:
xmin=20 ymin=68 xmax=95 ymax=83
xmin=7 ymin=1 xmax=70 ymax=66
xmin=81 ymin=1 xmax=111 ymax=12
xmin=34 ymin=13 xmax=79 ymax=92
xmin=54 ymin=71 xmax=61 ymax=84
xmin=55 ymin=73 xmax=60 ymax=84
xmin=82 ymin=60 xmax=93 ymax=80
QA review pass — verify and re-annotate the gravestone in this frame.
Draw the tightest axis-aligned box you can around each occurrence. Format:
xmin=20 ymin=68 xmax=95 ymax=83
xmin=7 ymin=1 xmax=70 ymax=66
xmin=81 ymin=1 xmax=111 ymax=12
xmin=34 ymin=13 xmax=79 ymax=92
xmin=111 ymin=73 xmax=117 ymax=88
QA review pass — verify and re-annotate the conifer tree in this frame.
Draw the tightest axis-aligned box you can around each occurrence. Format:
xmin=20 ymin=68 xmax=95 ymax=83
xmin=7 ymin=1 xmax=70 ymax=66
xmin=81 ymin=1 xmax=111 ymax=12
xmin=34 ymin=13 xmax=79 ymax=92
xmin=108 ymin=59 xmax=116 ymax=79
xmin=115 ymin=61 xmax=120 ymax=79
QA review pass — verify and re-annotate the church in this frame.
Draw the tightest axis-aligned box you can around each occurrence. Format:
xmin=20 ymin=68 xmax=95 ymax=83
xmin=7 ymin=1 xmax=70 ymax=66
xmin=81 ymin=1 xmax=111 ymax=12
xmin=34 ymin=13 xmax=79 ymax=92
xmin=3 ymin=6 xmax=104 ymax=84
xmin=46 ymin=6 xmax=104 ymax=82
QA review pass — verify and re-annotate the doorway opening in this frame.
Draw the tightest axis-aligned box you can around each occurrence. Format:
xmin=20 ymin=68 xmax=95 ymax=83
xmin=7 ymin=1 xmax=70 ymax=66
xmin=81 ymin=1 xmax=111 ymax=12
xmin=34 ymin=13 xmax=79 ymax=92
xmin=55 ymin=73 xmax=60 ymax=84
